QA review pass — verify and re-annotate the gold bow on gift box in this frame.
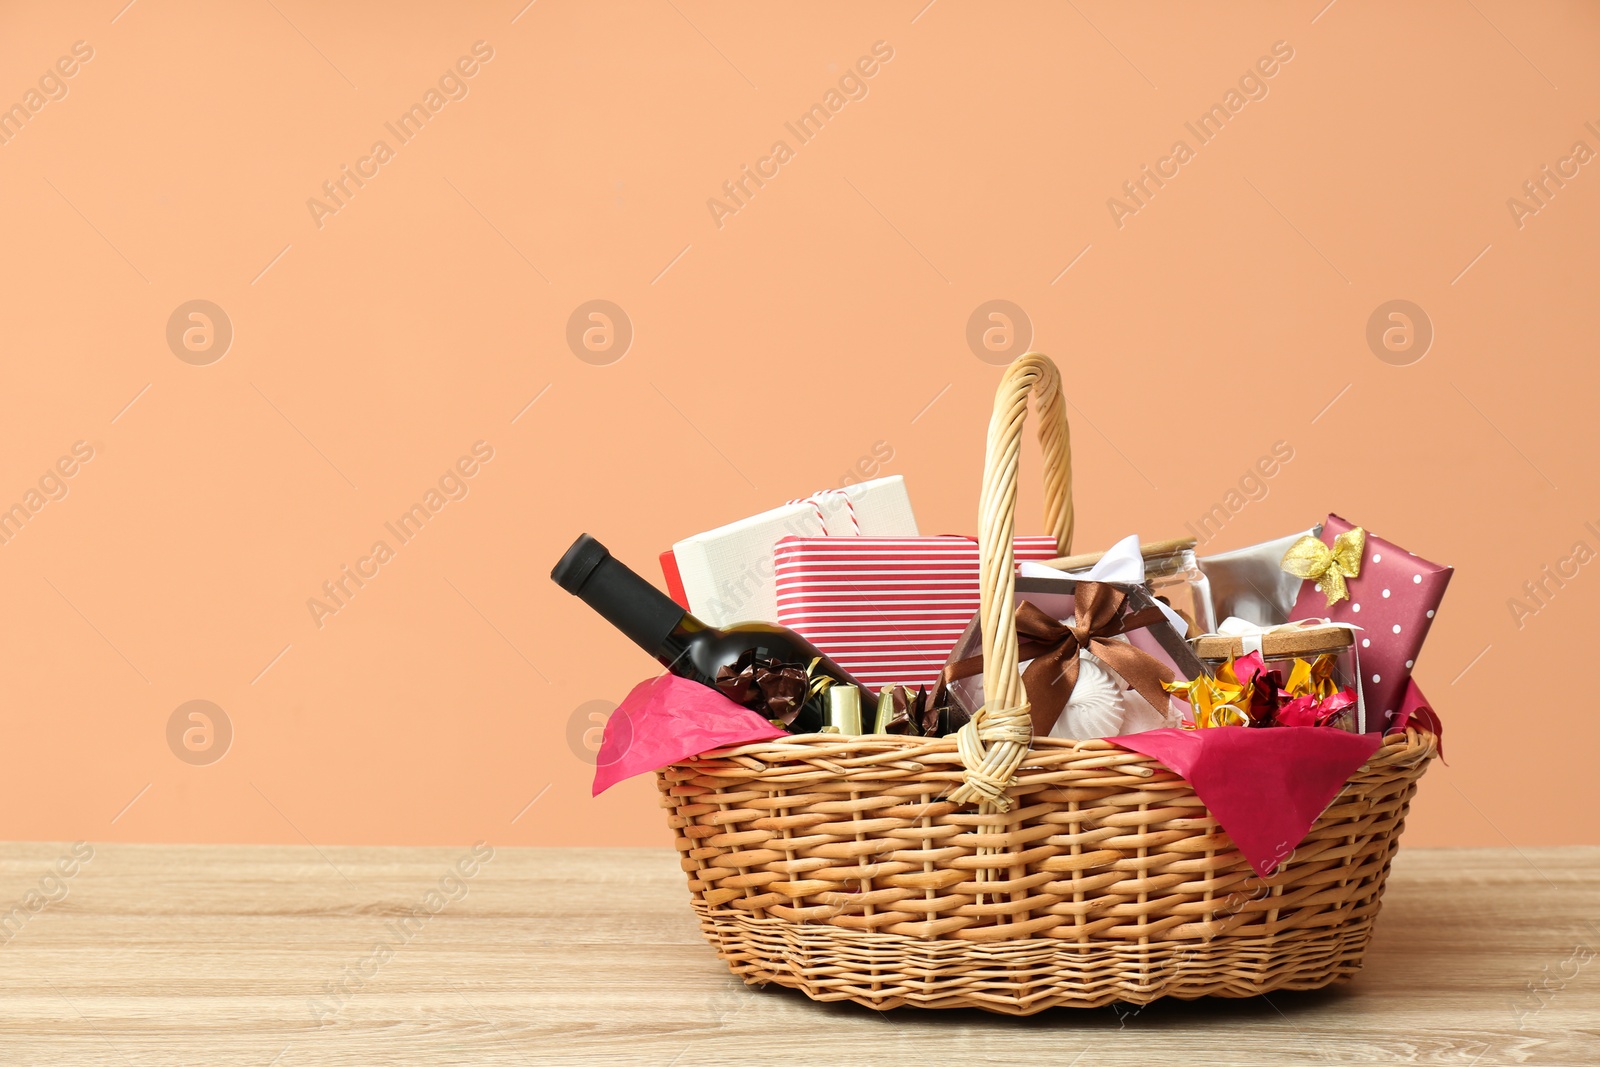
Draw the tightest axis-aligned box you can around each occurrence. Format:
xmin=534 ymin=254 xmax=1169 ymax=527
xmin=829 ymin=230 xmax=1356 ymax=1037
xmin=1280 ymin=527 xmax=1366 ymax=606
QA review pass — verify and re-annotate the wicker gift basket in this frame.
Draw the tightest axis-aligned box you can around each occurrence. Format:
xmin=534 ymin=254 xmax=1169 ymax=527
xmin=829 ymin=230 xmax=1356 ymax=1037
xmin=656 ymin=353 xmax=1436 ymax=1014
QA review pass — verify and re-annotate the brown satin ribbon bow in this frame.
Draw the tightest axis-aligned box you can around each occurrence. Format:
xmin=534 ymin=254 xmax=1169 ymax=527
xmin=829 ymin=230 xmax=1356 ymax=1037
xmin=946 ymin=583 xmax=1175 ymax=736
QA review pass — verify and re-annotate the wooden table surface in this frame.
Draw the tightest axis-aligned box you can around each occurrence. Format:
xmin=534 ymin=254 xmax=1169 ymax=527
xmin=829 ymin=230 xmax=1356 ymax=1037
xmin=0 ymin=843 xmax=1594 ymax=1066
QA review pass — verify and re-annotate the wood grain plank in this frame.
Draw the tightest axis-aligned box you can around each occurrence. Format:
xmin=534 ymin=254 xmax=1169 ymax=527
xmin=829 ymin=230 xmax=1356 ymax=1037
xmin=0 ymin=844 xmax=1593 ymax=1065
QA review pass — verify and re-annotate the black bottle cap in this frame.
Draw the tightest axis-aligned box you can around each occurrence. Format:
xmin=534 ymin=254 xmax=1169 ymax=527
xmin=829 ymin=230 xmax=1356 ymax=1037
xmin=551 ymin=532 xmax=689 ymax=655
xmin=551 ymin=533 xmax=610 ymax=594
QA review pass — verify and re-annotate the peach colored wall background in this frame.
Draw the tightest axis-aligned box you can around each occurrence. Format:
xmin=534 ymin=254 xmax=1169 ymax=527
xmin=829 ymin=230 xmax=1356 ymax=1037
xmin=1 ymin=1 xmax=1595 ymax=850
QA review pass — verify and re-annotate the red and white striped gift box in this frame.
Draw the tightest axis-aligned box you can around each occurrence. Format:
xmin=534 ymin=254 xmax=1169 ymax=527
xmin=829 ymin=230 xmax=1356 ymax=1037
xmin=772 ymin=535 xmax=1064 ymax=690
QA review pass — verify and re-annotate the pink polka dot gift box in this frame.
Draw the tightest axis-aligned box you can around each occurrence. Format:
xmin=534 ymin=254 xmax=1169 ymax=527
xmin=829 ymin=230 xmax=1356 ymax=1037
xmin=1288 ymin=513 xmax=1452 ymax=730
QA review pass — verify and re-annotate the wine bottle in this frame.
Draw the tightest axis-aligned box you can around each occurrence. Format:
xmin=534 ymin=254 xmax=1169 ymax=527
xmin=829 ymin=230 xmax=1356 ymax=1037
xmin=551 ymin=533 xmax=874 ymax=733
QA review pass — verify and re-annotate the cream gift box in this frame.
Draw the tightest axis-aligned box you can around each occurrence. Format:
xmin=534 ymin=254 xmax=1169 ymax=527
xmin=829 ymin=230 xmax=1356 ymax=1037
xmin=664 ymin=475 xmax=919 ymax=627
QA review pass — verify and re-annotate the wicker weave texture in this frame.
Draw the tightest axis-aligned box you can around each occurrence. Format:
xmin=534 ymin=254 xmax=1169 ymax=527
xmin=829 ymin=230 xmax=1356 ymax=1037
xmin=659 ymin=728 xmax=1434 ymax=1013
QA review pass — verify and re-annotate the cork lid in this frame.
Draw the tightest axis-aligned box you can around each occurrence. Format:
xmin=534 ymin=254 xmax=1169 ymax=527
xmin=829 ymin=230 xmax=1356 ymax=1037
xmin=1192 ymin=625 xmax=1353 ymax=660
xmin=1040 ymin=536 xmax=1197 ymax=573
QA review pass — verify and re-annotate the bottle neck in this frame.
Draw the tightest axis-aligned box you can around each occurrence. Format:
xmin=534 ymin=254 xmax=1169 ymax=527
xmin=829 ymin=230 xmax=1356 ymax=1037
xmin=571 ymin=554 xmax=693 ymax=658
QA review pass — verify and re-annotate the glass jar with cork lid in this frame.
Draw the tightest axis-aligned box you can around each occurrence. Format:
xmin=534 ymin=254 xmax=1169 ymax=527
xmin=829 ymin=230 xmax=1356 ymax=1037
xmin=1190 ymin=623 xmax=1365 ymax=732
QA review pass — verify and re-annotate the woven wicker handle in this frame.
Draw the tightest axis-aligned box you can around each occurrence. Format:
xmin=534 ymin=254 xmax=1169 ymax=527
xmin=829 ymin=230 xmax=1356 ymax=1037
xmin=948 ymin=353 xmax=1073 ymax=809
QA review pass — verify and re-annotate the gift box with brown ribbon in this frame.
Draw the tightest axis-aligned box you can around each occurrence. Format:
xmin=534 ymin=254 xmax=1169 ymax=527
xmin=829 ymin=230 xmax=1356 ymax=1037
xmin=941 ymin=575 xmax=1206 ymax=739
